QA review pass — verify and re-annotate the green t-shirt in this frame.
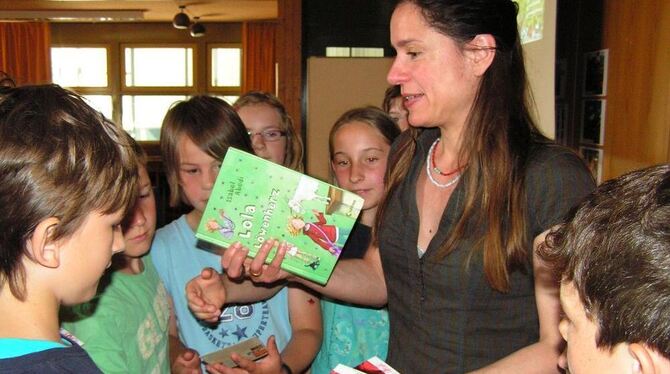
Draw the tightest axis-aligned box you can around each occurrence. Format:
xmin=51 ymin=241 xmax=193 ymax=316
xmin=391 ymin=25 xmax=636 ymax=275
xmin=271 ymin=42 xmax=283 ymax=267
xmin=61 ymin=255 xmax=170 ymax=374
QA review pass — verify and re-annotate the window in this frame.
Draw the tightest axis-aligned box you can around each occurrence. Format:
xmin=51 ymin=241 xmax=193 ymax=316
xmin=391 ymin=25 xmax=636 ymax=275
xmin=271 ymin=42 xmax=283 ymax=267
xmin=121 ymin=46 xmax=197 ymax=140
xmin=51 ymin=43 xmax=242 ymax=142
xmin=219 ymin=96 xmax=240 ymax=105
xmin=325 ymin=47 xmax=385 ymax=58
xmin=52 ymin=46 xmax=113 ymax=119
xmin=122 ymin=95 xmax=188 ymax=140
xmin=82 ymin=95 xmax=113 ymax=120
xmin=124 ymin=47 xmax=194 ymax=87
xmin=52 ymin=47 xmax=108 ymax=87
xmin=211 ymin=47 xmax=241 ymax=87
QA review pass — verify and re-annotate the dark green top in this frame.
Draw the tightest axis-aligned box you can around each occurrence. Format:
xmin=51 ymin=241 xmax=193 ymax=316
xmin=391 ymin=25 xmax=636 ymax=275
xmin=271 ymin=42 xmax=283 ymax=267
xmin=379 ymin=129 xmax=595 ymax=373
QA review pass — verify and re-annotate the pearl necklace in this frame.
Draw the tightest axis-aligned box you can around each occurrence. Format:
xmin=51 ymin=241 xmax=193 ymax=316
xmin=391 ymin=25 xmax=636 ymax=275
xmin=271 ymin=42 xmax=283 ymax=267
xmin=425 ymin=138 xmax=461 ymax=189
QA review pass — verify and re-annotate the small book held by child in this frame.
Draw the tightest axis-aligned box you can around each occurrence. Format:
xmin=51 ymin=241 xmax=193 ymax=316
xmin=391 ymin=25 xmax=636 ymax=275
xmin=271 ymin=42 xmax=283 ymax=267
xmin=195 ymin=147 xmax=364 ymax=285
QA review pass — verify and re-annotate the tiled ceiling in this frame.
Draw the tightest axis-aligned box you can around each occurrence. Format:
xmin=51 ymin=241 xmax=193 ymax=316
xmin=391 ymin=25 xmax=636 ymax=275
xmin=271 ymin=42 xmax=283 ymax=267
xmin=0 ymin=0 xmax=277 ymax=23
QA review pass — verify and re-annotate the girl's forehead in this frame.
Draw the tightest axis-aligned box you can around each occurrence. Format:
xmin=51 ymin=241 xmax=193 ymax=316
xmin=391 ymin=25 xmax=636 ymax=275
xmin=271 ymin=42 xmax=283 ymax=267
xmin=178 ymin=138 xmax=216 ymax=163
xmin=334 ymin=121 xmax=387 ymax=142
xmin=238 ymin=104 xmax=283 ymax=127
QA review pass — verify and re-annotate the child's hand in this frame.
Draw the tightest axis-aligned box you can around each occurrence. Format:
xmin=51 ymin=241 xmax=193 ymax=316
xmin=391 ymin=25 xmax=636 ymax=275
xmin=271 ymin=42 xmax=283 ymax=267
xmin=172 ymin=348 xmax=203 ymax=374
xmin=205 ymin=336 xmax=282 ymax=374
xmin=186 ymin=267 xmax=226 ymax=323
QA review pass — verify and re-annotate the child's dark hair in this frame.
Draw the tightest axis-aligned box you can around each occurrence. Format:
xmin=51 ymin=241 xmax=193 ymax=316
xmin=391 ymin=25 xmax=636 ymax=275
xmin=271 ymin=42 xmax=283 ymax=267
xmin=382 ymin=85 xmax=402 ymax=113
xmin=0 ymin=84 xmax=138 ymax=299
xmin=540 ymin=164 xmax=670 ymax=358
xmin=328 ymin=106 xmax=401 ymax=161
xmin=234 ymin=91 xmax=304 ymax=171
xmin=160 ymin=95 xmax=253 ymax=207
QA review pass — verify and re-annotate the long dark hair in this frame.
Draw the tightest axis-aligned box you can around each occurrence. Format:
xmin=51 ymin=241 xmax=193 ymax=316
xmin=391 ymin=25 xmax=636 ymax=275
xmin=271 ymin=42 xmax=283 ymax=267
xmin=376 ymin=0 xmax=549 ymax=292
xmin=160 ymin=96 xmax=253 ymax=207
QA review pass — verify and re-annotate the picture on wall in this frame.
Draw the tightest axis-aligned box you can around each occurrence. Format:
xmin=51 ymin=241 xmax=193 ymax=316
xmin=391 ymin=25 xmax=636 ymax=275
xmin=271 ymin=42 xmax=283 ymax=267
xmin=581 ymin=99 xmax=606 ymax=146
xmin=580 ymin=146 xmax=603 ymax=184
xmin=516 ymin=0 xmax=545 ymax=44
xmin=583 ymin=49 xmax=608 ymax=96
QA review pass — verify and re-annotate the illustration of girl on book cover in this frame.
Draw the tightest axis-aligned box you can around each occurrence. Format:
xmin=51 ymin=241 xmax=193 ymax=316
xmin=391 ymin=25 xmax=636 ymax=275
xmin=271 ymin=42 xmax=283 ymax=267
xmin=286 ymin=209 xmax=351 ymax=256
xmin=205 ymin=209 xmax=235 ymax=239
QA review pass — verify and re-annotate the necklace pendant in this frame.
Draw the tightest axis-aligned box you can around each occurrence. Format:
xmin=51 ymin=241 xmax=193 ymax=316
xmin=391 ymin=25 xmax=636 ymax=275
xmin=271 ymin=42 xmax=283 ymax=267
xmin=433 ymin=167 xmax=442 ymax=174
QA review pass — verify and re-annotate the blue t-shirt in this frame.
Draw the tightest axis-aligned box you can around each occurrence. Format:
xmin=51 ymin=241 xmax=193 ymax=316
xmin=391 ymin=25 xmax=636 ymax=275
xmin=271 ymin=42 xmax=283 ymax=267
xmin=151 ymin=215 xmax=292 ymax=357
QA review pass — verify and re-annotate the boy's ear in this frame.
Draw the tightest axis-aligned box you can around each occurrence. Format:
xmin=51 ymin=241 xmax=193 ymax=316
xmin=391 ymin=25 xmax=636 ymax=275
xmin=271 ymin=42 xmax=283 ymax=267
xmin=466 ymin=34 xmax=497 ymax=77
xmin=628 ymin=343 xmax=663 ymax=374
xmin=26 ymin=217 xmax=62 ymax=268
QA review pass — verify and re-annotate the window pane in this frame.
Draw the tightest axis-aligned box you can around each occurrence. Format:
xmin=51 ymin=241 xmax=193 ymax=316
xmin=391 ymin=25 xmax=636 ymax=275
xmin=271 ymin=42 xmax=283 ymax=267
xmin=211 ymin=48 xmax=241 ymax=87
xmin=122 ymin=95 xmax=187 ymax=141
xmin=326 ymin=47 xmax=351 ymax=57
xmin=217 ymin=95 xmax=239 ymax=105
xmin=351 ymin=47 xmax=385 ymax=57
xmin=51 ymin=47 xmax=107 ymax=87
xmin=82 ymin=95 xmax=113 ymax=120
xmin=125 ymin=48 xmax=193 ymax=87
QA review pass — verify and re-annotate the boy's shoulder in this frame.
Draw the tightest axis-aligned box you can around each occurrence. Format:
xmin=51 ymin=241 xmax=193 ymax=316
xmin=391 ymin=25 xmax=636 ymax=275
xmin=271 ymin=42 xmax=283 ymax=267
xmin=0 ymin=339 xmax=101 ymax=373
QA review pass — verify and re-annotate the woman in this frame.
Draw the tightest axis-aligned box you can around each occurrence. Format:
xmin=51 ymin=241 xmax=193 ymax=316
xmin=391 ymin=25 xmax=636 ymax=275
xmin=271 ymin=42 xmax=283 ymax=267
xmin=192 ymin=1 xmax=595 ymax=372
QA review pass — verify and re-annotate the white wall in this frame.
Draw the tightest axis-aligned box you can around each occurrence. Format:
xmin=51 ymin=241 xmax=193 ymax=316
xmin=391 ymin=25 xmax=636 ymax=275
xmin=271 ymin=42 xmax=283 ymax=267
xmin=523 ymin=0 xmax=557 ymax=138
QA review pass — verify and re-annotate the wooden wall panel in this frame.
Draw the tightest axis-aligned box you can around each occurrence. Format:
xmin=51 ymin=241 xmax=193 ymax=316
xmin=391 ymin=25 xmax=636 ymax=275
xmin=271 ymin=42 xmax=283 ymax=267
xmin=276 ymin=0 xmax=303 ymax=135
xmin=306 ymin=57 xmax=392 ymax=181
xmin=601 ymin=0 xmax=670 ymax=179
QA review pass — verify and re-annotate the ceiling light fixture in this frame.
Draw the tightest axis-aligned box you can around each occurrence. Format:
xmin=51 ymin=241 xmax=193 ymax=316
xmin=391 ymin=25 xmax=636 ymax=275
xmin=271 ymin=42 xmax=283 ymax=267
xmin=190 ymin=17 xmax=206 ymax=37
xmin=172 ymin=5 xmax=190 ymax=29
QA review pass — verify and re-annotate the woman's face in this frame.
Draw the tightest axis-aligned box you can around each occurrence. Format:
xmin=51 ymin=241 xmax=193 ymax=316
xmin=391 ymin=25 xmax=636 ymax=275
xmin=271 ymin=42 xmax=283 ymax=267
xmin=237 ymin=103 xmax=288 ymax=166
xmin=387 ymin=2 xmax=480 ymax=129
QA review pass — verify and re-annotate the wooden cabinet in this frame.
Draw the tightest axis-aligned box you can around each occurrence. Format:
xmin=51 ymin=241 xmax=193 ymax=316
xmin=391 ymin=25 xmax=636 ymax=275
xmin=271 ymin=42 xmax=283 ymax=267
xmin=600 ymin=0 xmax=670 ymax=179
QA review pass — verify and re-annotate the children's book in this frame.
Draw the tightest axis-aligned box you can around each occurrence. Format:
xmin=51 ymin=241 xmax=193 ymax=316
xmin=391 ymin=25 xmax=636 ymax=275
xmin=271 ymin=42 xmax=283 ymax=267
xmin=195 ymin=147 xmax=364 ymax=285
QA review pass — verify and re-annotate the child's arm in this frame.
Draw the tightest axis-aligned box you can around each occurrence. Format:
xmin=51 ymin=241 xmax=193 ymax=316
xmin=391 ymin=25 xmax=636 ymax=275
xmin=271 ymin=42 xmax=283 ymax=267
xmin=279 ymin=285 xmax=323 ymax=374
xmin=187 ymin=242 xmax=287 ymax=321
xmin=168 ymin=296 xmax=202 ymax=374
xmin=224 ymin=241 xmax=388 ymax=307
xmin=467 ymin=230 xmax=563 ymax=374
xmin=187 ymin=267 xmax=285 ymax=323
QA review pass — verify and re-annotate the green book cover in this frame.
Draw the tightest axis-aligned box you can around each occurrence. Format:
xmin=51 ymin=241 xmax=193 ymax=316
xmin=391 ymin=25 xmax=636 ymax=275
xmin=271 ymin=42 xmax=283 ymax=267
xmin=196 ymin=147 xmax=364 ymax=285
